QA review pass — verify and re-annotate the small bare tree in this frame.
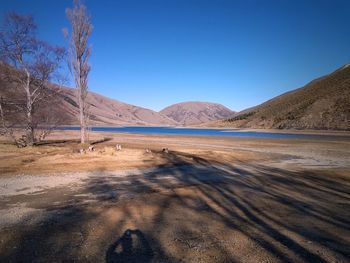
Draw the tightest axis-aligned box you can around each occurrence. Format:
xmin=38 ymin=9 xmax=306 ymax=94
xmin=0 ymin=13 xmax=65 ymax=146
xmin=65 ymin=0 xmax=92 ymax=144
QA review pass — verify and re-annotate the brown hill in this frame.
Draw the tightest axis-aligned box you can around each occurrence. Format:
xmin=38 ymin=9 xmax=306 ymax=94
xmin=160 ymin=101 xmax=234 ymax=126
xmin=217 ymin=64 xmax=350 ymax=130
xmin=0 ymin=64 xmax=177 ymax=126
xmin=57 ymin=87 xmax=177 ymax=126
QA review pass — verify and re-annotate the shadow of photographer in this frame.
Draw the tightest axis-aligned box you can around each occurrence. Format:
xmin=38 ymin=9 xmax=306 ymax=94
xmin=106 ymin=229 xmax=154 ymax=263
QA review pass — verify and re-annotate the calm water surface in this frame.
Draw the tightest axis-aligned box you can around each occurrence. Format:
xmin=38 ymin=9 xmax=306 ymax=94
xmin=63 ymin=126 xmax=350 ymax=141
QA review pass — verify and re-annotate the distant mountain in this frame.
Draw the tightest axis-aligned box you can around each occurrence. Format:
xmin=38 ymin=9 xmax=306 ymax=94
xmin=213 ymin=64 xmax=350 ymax=130
xmin=58 ymin=87 xmax=177 ymax=126
xmin=160 ymin=101 xmax=234 ymax=125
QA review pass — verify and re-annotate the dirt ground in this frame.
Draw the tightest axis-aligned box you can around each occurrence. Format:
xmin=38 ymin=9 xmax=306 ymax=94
xmin=0 ymin=131 xmax=349 ymax=262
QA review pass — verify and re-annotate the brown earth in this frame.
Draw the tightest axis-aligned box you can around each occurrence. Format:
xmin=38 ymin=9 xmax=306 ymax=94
xmin=209 ymin=64 xmax=350 ymax=130
xmin=0 ymin=131 xmax=349 ymax=262
xmin=160 ymin=101 xmax=234 ymax=126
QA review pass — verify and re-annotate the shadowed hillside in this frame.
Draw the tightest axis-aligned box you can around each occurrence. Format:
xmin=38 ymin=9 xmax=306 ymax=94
xmin=215 ymin=64 xmax=350 ymax=130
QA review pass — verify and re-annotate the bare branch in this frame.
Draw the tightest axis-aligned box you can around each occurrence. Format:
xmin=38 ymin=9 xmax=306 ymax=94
xmin=66 ymin=0 xmax=92 ymax=144
xmin=0 ymin=12 xmax=66 ymax=146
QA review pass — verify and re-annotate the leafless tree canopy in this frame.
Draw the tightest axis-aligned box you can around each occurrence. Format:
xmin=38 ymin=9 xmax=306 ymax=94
xmin=65 ymin=0 xmax=92 ymax=144
xmin=0 ymin=12 xmax=65 ymax=146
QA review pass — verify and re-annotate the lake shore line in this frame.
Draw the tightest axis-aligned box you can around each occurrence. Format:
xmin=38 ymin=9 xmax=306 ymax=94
xmin=61 ymin=124 xmax=350 ymax=135
xmin=60 ymin=126 xmax=350 ymax=141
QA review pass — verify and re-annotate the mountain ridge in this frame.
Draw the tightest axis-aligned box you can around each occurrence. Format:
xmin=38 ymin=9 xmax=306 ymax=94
xmin=206 ymin=64 xmax=350 ymax=130
xmin=51 ymin=86 xmax=179 ymax=126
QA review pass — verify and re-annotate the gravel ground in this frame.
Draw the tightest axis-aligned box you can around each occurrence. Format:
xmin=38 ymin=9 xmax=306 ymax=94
xmin=0 ymin=132 xmax=349 ymax=262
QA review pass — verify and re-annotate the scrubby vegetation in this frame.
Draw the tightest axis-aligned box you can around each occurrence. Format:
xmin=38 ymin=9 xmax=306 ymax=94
xmin=226 ymin=111 xmax=256 ymax=122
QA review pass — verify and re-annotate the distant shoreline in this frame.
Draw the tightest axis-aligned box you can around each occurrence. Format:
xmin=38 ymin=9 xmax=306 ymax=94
xmin=59 ymin=125 xmax=350 ymax=136
xmin=57 ymin=126 xmax=350 ymax=141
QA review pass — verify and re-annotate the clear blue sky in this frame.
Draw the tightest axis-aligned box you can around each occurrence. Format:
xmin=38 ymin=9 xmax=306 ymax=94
xmin=1 ymin=0 xmax=349 ymax=111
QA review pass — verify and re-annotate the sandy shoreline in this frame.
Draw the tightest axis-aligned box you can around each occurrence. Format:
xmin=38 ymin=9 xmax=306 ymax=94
xmin=1 ymin=130 xmax=349 ymax=176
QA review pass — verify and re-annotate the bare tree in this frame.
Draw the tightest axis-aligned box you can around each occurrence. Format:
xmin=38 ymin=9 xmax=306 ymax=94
xmin=0 ymin=13 xmax=65 ymax=146
xmin=65 ymin=0 xmax=92 ymax=144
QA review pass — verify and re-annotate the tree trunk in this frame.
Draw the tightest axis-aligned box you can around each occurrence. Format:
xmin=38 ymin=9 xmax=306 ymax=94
xmin=79 ymin=98 xmax=85 ymax=144
xmin=25 ymin=70 xmax=35 ymax=146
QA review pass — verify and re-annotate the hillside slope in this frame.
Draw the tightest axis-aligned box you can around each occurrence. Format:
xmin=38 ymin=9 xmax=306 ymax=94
xmin=58 ymin=87 xmax=177 ymax=126
xmin=219 ymin=64 xmax=350 ymax=130
xmin=0 ymin=64 xmax=177 ymax=126
xmin=160 ymin=101 xmax=234 ymax=125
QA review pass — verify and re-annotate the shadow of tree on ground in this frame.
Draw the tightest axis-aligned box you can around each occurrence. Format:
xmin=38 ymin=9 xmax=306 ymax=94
xmin=0 ymin=150 xmax=349 ymax=262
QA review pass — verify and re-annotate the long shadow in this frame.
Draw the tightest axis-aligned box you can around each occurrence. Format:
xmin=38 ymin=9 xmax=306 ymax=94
xmin=33 ymin=137 xmax=112 ymax=147
xmin=134 ymin=150 xmax=350 ymax=262
xmin=33 ymin=139 xmax=80 ymax=146
xmin=1 ymin=149 xmax=349 ymax=262
xmin=90 ymin=137 xmax=113 ymax=145
xmin=96 ymin=150 xmax=349 ymax=261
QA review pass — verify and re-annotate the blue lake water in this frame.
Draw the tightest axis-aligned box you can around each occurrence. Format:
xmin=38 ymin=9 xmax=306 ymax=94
xmin=63 ymin=126 xmax=350 ymax=141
